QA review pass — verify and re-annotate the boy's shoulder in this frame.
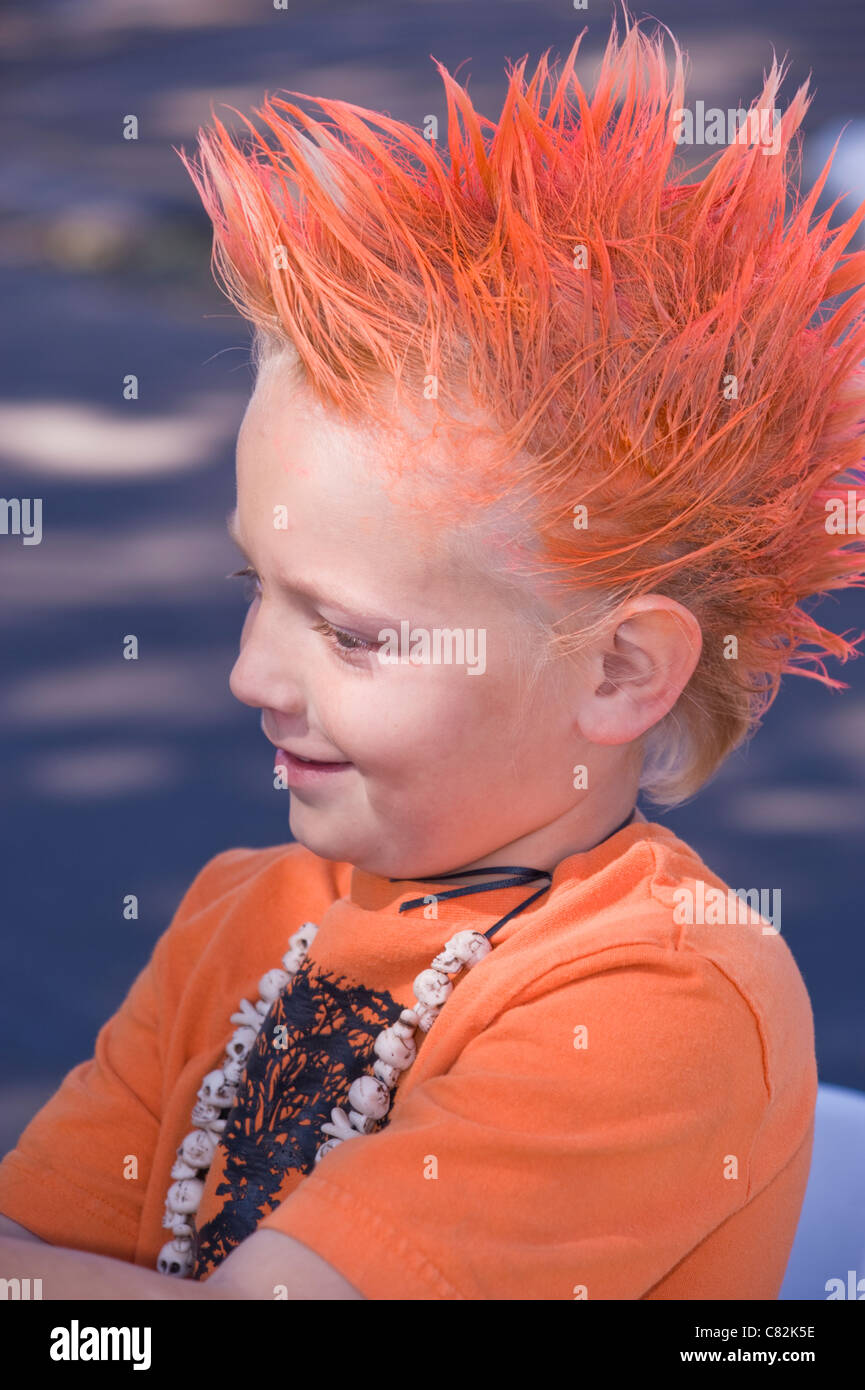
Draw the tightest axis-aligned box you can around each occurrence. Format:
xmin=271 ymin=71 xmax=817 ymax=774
xmin=464 ymin=822 xmax=815 ymax=1137
xmin=547 ymin=820 xmax=786 ymax=952
xmin=502 ymin=820 xmax=811 ymax=1035
xmin=165 ymin=840 xmax=353 ymax=938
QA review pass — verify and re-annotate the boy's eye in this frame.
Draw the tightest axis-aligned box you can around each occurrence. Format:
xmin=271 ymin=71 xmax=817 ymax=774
xmin=227 ymin=570 xmax=378 ymax=664
xmin=227 ymin=566 xmax=261 ymax=602
xmin=313 ymin=620 xmax=379 ymax=664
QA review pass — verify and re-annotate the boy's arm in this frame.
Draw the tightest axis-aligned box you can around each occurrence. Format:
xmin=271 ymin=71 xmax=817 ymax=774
xmin=0 ymin=1234 xmax=208 ymax=1299
xmin=0 ymin=852 xmax=239 ymax=1256
xmin=0 ymin=844 xmax=352 ymax=1289
xmin=0 ymin=1230 xmax=361 ymax=1299
xmin=204 ymin=1230 xmax=364 ymax=1299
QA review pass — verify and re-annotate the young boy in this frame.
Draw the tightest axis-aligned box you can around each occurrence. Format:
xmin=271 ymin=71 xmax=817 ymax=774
xmin=1 ymin=17 xmax=863 ymax=1300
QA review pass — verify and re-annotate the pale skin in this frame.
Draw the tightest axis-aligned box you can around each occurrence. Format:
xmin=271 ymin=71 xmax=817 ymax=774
xmin=0 ymin=355 xmax=702 ymax=1297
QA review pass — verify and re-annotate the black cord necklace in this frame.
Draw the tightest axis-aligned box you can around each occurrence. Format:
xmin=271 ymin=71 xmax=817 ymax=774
xmin=389 ymin=806 xmax=638 ymax=941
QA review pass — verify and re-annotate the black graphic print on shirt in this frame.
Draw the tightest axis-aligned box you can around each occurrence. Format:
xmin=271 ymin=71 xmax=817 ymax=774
xmin=193 ymin=957 xmax=404 ymax=1279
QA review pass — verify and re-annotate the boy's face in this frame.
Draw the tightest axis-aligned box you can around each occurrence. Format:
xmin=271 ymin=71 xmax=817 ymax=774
xmin=229 ymin=358 xmax=603 ymax=878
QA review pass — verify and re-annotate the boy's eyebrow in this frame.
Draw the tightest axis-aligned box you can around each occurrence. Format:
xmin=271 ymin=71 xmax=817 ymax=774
xmin=225 ymin=509 xmax=402 ymax=627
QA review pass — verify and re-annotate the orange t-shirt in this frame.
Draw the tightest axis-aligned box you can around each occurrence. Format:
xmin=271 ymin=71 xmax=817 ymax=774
xmin=0 ymin=821 xmax=816 ymax=1299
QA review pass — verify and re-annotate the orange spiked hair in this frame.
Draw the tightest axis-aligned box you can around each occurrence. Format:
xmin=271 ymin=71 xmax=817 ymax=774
xmin=177 ymin=9 xmax=865 ymax=806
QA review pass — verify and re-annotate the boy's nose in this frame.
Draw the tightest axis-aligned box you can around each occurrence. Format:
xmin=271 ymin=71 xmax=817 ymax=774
xmin=229 ymin=606 xmax=304 ymax=715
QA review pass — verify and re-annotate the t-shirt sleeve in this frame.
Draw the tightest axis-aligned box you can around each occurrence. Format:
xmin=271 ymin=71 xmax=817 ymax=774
xmin=0 ymin=850 xmax=250 ymax=1259
xmin=257 ymin=947 xmax=771 ymax=1299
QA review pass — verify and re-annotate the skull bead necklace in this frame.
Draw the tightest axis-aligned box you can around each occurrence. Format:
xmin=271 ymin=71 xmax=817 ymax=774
xmin=156 ymin=821 xmax=635 ymax=1280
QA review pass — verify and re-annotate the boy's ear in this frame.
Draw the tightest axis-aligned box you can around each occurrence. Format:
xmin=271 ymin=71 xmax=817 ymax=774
xmin=573 ymin=596 xmax=703 ymax=746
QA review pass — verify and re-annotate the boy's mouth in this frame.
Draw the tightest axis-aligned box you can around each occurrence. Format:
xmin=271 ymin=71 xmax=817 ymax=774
xmin=274 ymin=746 xmax=353 ymax=783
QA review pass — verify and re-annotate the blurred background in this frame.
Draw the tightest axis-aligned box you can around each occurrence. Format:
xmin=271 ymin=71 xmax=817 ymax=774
xmin=1 ymin=0 xmax=864 ymax=1157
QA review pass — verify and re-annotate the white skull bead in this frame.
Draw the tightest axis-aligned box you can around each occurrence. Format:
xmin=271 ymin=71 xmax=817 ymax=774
xmin=157 ymin=1239 xmax=195 ymax=1277
xmin=226 ymin=1026 xmax=257 ymax=1062
xmin=374 ymin=1026 xmax=416 ymax=1070
xmin=431 ymin=930 xmax=491 ymax=974
xmin=257 ymin=967 xmax=290 ymax=1003
xmin=170 ymin=1156 xmax=199 ymax=1181
xmin=413 ymin=968 xmax=453 ymax=1007
xmin=430 ymin=947 xmax=460 ymax=974
xmin=447 ymin=930 xmax=492 ymax=967
xmin=282 ymin=922 xmax=318 ymax=974
xmin=165 ymin=1177 xmax=204 ymax=1214
xmin=347 ymin=1075 xmax=391 ymax=1118
xmin=223 ymin=1057 xmax=245 ymax=1086
xmin=314 ymin=1138 xmax=343 ymax=1163
xmin=161 ymin=1209 xmax=193 ymax=1236
xmin=179 ymin=1129 xmax=217 ymax=1170
xmin=280 ymin=947 xmax=302 ymax=974
xmin=229 ymin=999 xmax=263 ymax=1032
xmin=197 ymin=1069 xmax=237 ymax=1110
xmin=372 ymin=1058 xmax=401 ymax=1089
xmin=414 ymin=1002 xmax=441 ymax=1033
xmin=321 ymin=1107 xmax=363 ymax=1142
xmin=190 ymin=1100 xmax=225 ymax=1133
xmin=291 ymin=922 xmax=319 ymax=953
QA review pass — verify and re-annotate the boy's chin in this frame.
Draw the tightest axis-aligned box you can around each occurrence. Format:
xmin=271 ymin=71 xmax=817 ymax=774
xmin=287 ymin=802 xmax=362 ymax=864
xmin=287 ymin=804 xmax=421 ymax=878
